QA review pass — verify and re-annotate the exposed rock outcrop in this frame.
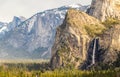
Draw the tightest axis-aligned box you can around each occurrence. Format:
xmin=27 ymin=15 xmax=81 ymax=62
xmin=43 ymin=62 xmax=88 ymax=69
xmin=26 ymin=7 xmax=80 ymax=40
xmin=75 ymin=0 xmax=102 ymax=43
xmin=87 ymin=0 xmax=120 ymax=21
xmin=83 ymin=23 xmax=120 ymax=69
xmin=50 ymin=0 xmax=120 ymax=69
xmin=50 ymin=8 xmax=120 ymax=69
xmin=99 ymin=24 xmax=120 ymax=63
xmin=50 ymin=9 xmax=105 ymax=69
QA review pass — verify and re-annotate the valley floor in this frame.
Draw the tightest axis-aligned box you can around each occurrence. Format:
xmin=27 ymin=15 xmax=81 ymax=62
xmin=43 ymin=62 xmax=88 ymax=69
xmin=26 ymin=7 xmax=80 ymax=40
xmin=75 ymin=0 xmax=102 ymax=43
xmin=0 ymin=61 xmax=119 ymax=77
xmin=0 ymin=59 xmax=49 ymax=64
xmin=0 ymin=68 xmax=120 ymax=77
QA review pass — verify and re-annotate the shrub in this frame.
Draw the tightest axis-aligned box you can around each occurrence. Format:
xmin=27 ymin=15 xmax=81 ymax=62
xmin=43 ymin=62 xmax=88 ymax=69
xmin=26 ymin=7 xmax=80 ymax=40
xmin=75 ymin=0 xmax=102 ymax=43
xmin=102 ymin=18 xmax=120 ymax=29
xmin=84 ymin=24 xmax=105 ymax=37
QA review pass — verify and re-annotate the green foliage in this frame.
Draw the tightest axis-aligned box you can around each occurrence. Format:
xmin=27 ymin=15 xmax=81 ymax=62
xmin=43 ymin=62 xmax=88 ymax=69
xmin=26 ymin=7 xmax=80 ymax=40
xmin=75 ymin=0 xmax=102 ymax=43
xmin=57 ymin=45 xmax=70 ymax=56
xmin=85 ymin=18 xmax=120 ymax=37
xmin=102 ymin=18 xmax=120 ymax=29
xmin=84 ymin=24 xmax=105 ymax=37
xmin=40 ymin=69 xmax=120 ymax=77
xmin=0 ymin=63 xmax=119 ymax=77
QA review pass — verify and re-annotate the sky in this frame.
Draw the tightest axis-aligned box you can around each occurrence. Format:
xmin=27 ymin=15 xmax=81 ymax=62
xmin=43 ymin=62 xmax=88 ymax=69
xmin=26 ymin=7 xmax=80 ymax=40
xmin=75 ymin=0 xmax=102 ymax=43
xmin=0 ymin=0 xmax=92 ymax=22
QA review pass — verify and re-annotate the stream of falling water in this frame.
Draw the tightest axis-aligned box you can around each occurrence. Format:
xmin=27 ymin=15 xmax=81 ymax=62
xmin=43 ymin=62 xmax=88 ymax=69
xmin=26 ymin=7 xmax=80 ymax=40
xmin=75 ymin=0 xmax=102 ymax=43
xmin=92 ymin=38 xmax=96 ymax=65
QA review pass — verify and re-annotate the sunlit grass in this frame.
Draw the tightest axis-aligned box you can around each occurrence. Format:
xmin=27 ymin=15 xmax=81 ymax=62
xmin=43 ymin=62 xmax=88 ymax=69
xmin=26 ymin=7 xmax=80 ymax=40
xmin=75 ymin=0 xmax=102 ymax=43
xmin=0 ymin=63 xmax=119 ymax=77
xmin=0 ymin=59 xmax=119 ymax=77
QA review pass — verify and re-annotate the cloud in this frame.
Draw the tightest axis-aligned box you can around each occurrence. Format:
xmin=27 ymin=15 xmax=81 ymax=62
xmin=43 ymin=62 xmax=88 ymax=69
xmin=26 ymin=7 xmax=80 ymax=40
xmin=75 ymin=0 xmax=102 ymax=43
xmin=0 ymin=0 xmax=91 ymax=22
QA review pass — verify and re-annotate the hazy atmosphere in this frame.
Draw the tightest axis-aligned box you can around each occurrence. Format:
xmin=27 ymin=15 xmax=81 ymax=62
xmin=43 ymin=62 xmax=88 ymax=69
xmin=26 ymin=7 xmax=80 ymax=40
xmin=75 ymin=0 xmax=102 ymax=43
xmin=0 ymin=0 xmax=92 ymax=22
xmin=0 ymin=0 xmax=120 ymax=76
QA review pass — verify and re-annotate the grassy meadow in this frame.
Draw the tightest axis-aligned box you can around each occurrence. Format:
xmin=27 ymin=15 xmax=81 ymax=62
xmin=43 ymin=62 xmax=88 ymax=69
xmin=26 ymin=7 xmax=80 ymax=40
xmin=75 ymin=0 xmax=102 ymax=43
xmin=0 ymin=59 xmax=119 ymax=77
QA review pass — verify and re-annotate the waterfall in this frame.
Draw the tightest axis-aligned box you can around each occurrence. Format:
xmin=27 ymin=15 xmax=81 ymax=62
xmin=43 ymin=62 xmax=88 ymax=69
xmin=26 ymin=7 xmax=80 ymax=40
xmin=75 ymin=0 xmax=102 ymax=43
xmin=92 ymin=38 xmax=96 ymax=65
xmin=86 ymin=38 xmax=98 ymax=69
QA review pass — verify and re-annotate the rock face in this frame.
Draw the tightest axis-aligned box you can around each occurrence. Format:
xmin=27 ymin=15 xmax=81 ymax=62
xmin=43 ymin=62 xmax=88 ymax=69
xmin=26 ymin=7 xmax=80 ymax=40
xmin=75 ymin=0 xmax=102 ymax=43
xmin=83 ymin=23 xmax=120 ymax=69
xmin=50 ymin=8 xmax=120 ymax=69
xmin=0 ymin=17 xmax=25 ymax=38
xmin=50 ymin=9 xmax=105 ymax=69
xmin=87 ymin=0 xmax=120 ymax=64
xmin=87 ymin=0 xmax=120 ymax=21
xmin=99 ymin=24 xmax=120 ymax=63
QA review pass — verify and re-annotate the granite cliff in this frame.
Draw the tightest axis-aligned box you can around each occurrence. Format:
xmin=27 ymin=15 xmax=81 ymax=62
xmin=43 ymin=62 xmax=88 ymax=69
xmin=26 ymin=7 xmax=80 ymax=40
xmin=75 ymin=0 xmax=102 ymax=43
xmin=50 ymin=9 xmax=105 ymax=69
xmin=50 ymin=0 xmax=120 ymax=69
xmin=87 ymin=0 xmax=120 ymax=21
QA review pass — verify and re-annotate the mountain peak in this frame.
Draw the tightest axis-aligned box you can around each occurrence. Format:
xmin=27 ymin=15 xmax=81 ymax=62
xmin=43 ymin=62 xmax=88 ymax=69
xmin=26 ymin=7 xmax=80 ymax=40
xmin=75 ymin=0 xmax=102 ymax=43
xmin=67 ymin=4 xmax=82 ymax=8
xmin=7 ymin=16 xmax=26 ymax=30
xmin=13 ymin=16 xmax=26 ymax=22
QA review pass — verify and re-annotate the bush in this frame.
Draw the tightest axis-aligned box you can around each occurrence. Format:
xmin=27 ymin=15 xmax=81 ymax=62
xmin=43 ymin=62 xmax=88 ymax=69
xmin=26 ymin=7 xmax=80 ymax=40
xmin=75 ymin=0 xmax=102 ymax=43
xmin=84 ymin=24 xmax=105 ymax=37
xmin=102 ymin=18 xmax=120 ymax=29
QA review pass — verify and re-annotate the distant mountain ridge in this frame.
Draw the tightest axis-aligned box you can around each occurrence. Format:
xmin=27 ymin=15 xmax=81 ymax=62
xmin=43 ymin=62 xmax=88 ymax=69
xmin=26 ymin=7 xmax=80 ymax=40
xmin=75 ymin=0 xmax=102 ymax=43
xmin=0 ymin=16 xmax=26 ymax=35
xmin=0 ymin=4 xmax=89 ymax=59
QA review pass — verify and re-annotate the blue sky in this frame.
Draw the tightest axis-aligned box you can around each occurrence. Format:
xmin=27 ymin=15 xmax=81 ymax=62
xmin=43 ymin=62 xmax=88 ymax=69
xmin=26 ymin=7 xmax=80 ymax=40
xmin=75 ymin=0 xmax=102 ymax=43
xmin=0 ymin=0 xmax=92 ymax=22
